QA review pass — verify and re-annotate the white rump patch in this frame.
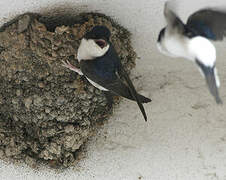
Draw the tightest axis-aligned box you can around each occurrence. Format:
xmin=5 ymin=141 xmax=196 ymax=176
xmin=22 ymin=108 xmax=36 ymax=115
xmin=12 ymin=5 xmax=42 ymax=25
xmin=188 ymin=36 xmax=216 ymax=67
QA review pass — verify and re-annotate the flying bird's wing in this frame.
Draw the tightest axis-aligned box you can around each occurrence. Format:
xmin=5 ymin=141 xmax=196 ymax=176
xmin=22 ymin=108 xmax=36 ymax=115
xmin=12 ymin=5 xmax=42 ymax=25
xmin=80 ymin=46 xmax=151 ymax=121
xmin=164 ymin=2 xmax=185 ymax=32
xmin=187 ymin=9 xmax=226 ymax=40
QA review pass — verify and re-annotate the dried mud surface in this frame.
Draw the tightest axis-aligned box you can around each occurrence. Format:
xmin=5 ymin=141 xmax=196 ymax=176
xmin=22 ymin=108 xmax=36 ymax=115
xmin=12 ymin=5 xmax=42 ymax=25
xmin=0 ymin=13 xmax=136 ymax=168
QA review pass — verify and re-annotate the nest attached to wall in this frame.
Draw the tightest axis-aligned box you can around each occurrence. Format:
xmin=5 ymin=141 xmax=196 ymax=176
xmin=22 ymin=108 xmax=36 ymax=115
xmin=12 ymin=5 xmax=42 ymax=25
xmin=0 ymin=12 xmax=136 ymax=168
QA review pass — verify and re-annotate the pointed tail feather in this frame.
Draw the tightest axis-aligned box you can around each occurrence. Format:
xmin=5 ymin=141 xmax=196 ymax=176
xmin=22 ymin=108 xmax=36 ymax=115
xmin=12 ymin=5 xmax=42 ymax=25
xmin=137 ymin=94 xmax=152 ymax=103
xmin=119 ymin=67 xmax=151 ymax=121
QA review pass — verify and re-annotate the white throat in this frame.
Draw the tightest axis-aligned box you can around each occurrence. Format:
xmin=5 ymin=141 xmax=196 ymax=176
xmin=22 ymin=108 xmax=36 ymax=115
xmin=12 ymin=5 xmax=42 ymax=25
xmin=159 ymin=30 xmax=191 ymax=59
xmin=77 ymin=38 xmax=110 ymax=62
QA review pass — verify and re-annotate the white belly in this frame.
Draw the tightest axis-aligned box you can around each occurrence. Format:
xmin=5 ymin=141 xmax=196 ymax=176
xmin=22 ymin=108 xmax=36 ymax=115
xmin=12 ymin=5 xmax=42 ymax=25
xmin=164 ymin=36 xmax=190 ymax=59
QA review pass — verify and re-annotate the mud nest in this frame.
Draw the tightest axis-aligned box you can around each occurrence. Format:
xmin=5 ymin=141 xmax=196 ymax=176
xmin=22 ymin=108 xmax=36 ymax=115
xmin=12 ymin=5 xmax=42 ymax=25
xmin=0 ymin=12 xmax=136 ymax=168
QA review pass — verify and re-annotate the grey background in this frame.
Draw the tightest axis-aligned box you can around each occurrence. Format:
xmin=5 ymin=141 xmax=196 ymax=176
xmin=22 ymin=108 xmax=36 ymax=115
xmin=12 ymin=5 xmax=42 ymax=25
xmin=0 ymin=0 xmax=226 ymax=179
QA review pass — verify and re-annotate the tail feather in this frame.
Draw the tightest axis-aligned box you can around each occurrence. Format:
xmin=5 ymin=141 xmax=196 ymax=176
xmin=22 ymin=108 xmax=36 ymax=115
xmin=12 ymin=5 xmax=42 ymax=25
xmin=137 ymin=94 xmax=152 ymax=103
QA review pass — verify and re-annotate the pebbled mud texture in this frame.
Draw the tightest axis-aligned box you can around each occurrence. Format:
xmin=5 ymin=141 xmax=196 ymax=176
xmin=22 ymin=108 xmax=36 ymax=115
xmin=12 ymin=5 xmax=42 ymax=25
xmin=0 ymin=12 xmax=136 ymax=168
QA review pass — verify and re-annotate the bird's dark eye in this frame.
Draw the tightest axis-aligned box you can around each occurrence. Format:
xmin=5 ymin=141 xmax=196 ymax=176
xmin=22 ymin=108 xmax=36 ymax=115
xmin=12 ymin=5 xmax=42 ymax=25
xmin=95 ymin=39 xmax=107 ymax=48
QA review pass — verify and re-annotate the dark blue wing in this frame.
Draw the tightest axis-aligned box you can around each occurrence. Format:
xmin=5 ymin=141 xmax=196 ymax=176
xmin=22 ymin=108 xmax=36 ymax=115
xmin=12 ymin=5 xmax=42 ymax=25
xmin=186 ymin=9 xmax=226 ymax=41
xmin=80 ymin=44 xmax=151 ymax=121
xmin=186 ymin=21 xmax=216 ymax=40
xmin=91 ymin=48 xmax=119 ymax=81
xmin=80 ymin=45 xmax=151 ymax=103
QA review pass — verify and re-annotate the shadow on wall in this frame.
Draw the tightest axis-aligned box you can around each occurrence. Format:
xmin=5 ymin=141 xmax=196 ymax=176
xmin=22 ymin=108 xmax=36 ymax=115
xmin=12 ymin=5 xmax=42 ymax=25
xmin=0 ymin=4 xmax=108 ymax=32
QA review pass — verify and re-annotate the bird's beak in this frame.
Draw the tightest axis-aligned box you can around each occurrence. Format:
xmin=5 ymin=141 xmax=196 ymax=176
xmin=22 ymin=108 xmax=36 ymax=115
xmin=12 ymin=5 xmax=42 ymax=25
xmin=196 ymin=61 xmax=222 ymax=104
xmin=94 ymin=39 xmax=107 ymax=49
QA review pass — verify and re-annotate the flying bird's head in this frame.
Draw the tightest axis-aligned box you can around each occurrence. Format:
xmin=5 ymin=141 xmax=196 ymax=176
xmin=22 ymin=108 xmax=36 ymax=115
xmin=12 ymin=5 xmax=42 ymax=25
xmin=156 ymin=27 xmax=177 ymax=57
xmin=77 ymin=26 xmax=111 ymax=61
xmin=188 ymin=36 xmax=222 ymax=104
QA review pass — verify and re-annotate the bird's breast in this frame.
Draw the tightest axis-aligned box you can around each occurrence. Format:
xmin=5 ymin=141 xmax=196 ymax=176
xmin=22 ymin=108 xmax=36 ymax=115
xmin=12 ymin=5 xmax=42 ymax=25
xmin=162 ymin=35 xmax=191 ymax=60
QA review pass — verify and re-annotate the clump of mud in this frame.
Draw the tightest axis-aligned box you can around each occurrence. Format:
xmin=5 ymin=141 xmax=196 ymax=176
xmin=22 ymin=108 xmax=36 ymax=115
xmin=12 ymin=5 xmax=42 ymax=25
xmin=0 ymin=13 xmax=136 ymax=168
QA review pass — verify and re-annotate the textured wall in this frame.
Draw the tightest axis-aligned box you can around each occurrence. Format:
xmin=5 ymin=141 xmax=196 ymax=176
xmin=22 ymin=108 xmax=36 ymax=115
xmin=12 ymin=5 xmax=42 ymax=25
xmin=1 ymin=0 xmax=226 ymax=180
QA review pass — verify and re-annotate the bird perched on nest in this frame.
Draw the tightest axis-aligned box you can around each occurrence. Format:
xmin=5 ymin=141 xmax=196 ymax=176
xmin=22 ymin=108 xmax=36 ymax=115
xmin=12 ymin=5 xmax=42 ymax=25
xmin=157 ymin=1 xmax=225 ymax=104
xmin=62 ymin=25 xmax=151 ymax=121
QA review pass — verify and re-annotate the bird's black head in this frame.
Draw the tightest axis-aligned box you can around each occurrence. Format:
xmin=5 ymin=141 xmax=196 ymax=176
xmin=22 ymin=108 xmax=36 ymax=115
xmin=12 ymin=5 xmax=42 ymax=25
xmin=157 ymin=27 xmax=166 ymax=42
xmin=84 ymin=26 xmax=111 ymax=49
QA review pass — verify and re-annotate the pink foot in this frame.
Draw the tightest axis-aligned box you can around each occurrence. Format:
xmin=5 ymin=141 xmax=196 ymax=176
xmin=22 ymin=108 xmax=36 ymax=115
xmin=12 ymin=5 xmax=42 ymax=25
xmin=61 ymin=60 xmax=83 ymax=75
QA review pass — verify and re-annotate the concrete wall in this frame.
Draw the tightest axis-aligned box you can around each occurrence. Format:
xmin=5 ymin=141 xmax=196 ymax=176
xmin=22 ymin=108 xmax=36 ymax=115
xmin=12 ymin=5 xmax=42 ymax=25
xmin=1 ymin=0 xmax=226 ymax=179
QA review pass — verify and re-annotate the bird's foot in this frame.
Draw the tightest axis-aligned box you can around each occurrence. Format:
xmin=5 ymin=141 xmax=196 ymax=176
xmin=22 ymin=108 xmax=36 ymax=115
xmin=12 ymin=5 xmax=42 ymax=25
xmin=61 ymin=60 xmax=83 ymax=75
xmin=61 ymin=60 xmax=78 ymax=71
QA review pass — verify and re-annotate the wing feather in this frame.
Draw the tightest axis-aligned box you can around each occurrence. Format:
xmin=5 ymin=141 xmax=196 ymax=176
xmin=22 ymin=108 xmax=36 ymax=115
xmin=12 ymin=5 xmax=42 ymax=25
xmin=80 ymin=46 xmax=151 ymax=121
xmin=187 ymin=9 xmax=226 ymax=40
